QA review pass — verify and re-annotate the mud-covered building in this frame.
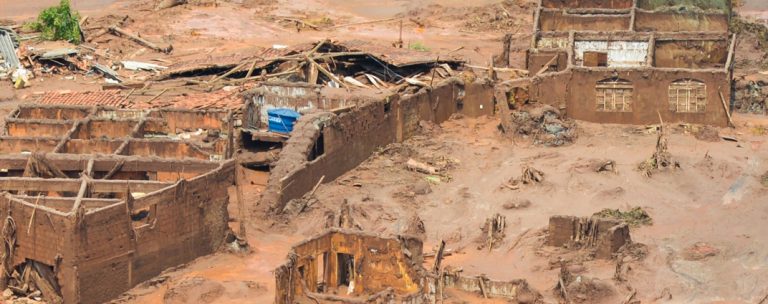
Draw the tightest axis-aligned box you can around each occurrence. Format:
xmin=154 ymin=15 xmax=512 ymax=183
xmin=526 ymin=0 xmax=736 ymax=126
xmin=0 ymin=104 xmax=235 ymax=303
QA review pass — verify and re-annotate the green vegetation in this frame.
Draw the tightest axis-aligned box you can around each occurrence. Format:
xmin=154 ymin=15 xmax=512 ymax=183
xmin=593 ymin=207 xmax=653 ymax=227
xmin=409 ymin=41 xmax=430 ymax=52
xmin=28 ymin=0 xmax=82 ymax=44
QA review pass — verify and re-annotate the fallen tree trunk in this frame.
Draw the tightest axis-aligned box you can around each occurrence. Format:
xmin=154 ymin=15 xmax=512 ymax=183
xmin=109 ymin=26 xmax=173 ymax=54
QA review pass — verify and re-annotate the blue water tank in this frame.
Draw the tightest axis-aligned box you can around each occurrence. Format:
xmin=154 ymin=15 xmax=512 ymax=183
xmin=267 ymin=108 xmax=301 ymax=134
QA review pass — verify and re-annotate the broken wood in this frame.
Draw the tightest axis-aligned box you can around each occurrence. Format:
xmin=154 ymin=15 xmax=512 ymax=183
xmin=478 ymin=276 xmax=488 ymax=298
xmin=328 ymin=17 xmax=401 ymax=29
xmin=146 ymin=88 xmax=168 ymax=104
xmin=621 ymin=289 xmax=637 ymax=304
xmin=305 ymin=55 xmax=347 ymax=88
xmin=343 ymin=76 xmax=369 ymax=88
xmin=211 ymin=61 xmax=249 ymax=83
xmin=109 ymin=26 xmax=173 ymax=54
xmin=718 ymin=90 xmax=734 ymax=127
xmin=506 ymin=228 xmax=531 ymax=253
xmin=307 ymin=175 xmax=325 ymax=198
xmin=281 ymin=18 xmax=320 ymax=30
xmin=432 ymin=240 xmax=446 ymax=273
xmin=101 ymin=159 xmax=125 ymax=180
xmin=536 ymin=55 xmax=558 ymax=76
xmin=406 ymin=159 xmax=438 ymax=175
xmin=27 ymin=196 xmax=41 ymax=235
xmin=558 ymin=277 xmax=570 ymax=303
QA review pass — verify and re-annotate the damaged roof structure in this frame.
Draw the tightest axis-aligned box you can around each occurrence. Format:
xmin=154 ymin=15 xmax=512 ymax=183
xmin=517 ymin=0 xmax=736 ymax=126
xmin=0 ymin=104 xmax=235 ymax=303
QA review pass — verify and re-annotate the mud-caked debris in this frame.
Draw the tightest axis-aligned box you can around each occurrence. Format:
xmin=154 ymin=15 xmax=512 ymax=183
xmin=682 ymin=242 xmax=720 ymax=261
xmin=638 ymin=123 xmax=680 ymax=177
xmin=760 ymin=171 xmax=768 ymax=187
xmin=593 ymin=207 xmax=652 ymax=227
xmin=548 ymin=215 xmax=632 ymax=259
xmin=506 ymin=105 xmax=577 ymax=147
xmin=477 ymin=213 xmax=506 ymax=251
xmin=503 ymin=199 xmax=531 ymax=209
xmin=692 ymin=125 xmax=721 ymax=142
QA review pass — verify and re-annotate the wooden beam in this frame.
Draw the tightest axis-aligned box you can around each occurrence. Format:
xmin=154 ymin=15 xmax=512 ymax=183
xmin=0 ymin=155 xmax=219 ymax=173
xmin=70 ymin=179 xmax=89 ymax=212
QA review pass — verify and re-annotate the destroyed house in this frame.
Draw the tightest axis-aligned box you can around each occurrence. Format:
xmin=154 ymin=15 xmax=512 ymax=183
xmin=0 ymin=104 xmax=235 ymax=303
xmin=526 ymin=0 xmax=735 ymax=126
xmin=274 ymin=229 xmax=428 ymax=303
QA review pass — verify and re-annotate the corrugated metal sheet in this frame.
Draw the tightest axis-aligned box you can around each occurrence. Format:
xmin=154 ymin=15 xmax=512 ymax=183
xmin=574 ymin=41 xmax=648 ymax=67
xmin=0 ymin=30 xmax=20 ymax=69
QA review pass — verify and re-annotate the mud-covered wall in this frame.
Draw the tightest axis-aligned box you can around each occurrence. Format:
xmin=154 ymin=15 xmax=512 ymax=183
xmin=534 ymin=68 xmax=730 ymax=126
xmin=539 ymin=11 xmax=631 ymax=32
xmin=635 ymin=11 xmax=729 ymax=32
xmin=542 ymin=0 xmax=633 ymax=9
xmin=62 ymin=139 xmax=123 ymax=154
xmin=5 ymin=121 xmax=73 ymax=138
xmin=0 ymin=137 xmax=59 ymax=153
xmin=125 ymin=140 xmax=211 ymax=160
xmin=654 ymin=40 xmax=728 ymax=69
xmin=74 ymin=161 xmax=234 ymax=304
xmin=0 ymin=195 xmax=75 ymax=302
xmin=265 ymin=80 xmax=495 ymax=212
xmin=74 ymin=120 xmax=137 ymax=139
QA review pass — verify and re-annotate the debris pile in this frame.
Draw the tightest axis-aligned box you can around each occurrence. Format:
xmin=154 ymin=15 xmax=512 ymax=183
xmin=761 ymin=171 xmax=768 ymax=187
xmin=503 ymin=165 xmax=544 ymax=190
xmin=505 ymin=105 xmax=577 ymax=146
xmin=548 ymin=215 xmax=632 ymax=259
xmin=593 ymin=207 xmax=653 ymax=227
xmin=477 ymin=213 xmax=506 ymax=251
xmin=555 ymin=264 xmax=615 ymax=304
xmin=638 ymin=121 xmax=680 ymax=177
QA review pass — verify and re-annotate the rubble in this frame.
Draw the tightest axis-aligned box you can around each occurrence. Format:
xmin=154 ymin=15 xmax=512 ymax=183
xmin=548 ymin=215 xmax=633 ymax=259
xmin=504 ymin=105 xmax=577 ymax=146
xmin=638 ymin=120 xmax=680 ymax=177
xmin=593 ymin=207 xmax=653 ymax=227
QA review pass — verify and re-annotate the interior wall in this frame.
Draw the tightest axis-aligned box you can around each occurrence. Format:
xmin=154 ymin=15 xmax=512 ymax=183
xmin=653 ymin=40 xmax=729 ymax=68
xmin=542 ymin=0 xmax=633 ymax=9
xmin=634 ymin=11 xmax=729 ymax=32
xmin=539 ymin=11 xmax=631 ymax=32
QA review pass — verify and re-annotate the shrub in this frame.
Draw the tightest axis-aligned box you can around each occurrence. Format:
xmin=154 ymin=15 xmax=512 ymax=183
xmin=30 ymin=0 xmax=82 ymax=44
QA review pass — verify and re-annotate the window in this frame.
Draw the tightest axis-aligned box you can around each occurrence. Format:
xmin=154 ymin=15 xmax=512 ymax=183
xmin=596 ymin=78 xmax=633 ymax=112
xmin=669 ymin=79 xmax=706 ymax=113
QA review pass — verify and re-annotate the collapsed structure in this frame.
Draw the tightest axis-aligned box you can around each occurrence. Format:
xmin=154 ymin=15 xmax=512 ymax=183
xmin=519 ymin=0 xmax=736 ymax=126
xmin=275 ymin=229 xmax=541 ymax=303
xmin=0 ymin=104 xmax=234 ymax=303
